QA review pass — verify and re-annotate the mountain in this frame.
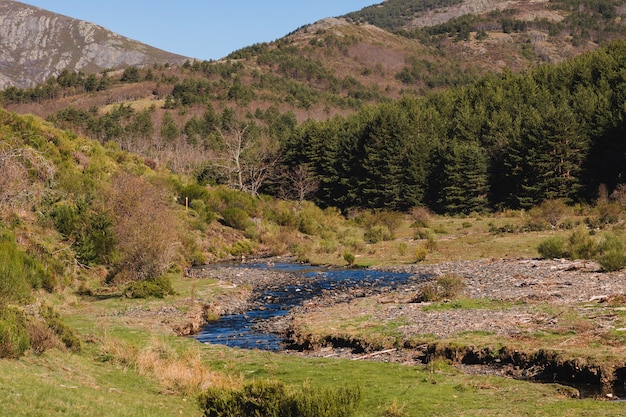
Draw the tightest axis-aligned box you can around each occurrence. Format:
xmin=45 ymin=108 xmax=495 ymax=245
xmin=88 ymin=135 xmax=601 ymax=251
xmin=0 ymin=0 xmax=190 ymax=89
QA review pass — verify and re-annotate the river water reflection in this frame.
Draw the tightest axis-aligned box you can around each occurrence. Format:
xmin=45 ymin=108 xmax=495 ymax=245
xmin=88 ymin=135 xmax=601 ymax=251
xmin=194 ymin=263 xmax=414 ymax=350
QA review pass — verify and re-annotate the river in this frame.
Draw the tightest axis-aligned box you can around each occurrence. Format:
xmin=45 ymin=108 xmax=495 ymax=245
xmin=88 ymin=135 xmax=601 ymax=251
xmin=193 ymin=263 xmax=416 ymax=350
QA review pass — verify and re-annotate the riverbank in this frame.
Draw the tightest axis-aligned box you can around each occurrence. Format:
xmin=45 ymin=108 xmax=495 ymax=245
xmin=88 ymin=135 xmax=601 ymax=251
xmin=280 ymin=258 xmax=626 ymax=396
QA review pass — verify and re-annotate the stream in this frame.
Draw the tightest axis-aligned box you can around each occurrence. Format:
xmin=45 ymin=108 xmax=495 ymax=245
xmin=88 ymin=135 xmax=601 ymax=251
xmin=193 ymin=263 xmax=415 ymax=350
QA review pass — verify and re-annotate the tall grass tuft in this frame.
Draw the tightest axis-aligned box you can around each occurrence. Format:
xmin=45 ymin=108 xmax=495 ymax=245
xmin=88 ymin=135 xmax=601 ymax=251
xmin=198 ymin=379 xmax=360 ymax=417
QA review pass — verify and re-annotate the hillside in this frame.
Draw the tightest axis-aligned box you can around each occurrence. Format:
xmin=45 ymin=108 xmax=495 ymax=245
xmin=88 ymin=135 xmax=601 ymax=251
xmin=0 ymin=0 xmax=189 ymax=89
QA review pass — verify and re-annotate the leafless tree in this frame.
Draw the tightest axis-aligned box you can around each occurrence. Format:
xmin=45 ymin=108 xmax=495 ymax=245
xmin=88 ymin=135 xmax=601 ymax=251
xmin=0 ymin=140 xmax=55 ymax=210
xmin=281 ymin=163 xmax=319 ymax=206
xmin=210 ymin=123 xmax=280 ymax=195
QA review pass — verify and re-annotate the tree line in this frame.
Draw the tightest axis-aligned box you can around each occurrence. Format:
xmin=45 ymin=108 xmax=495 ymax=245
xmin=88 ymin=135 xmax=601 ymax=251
xmin=281 ymin=40 xmax=626 ymax=213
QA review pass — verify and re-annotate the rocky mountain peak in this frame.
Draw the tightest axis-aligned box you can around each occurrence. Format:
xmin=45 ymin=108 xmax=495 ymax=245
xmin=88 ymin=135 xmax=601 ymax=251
xmin=0 ymin=0 xmax=190 ymax=89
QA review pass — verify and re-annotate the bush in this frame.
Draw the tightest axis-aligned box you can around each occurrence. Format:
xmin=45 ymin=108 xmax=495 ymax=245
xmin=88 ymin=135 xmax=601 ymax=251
xmin=0 ymin=230 xmax=50 ymax=302
xmin=410 ymin=206 xmax=431 ymax=228
xmin=221 ymin=207 xmax=252 ymax=230
xmin=436 ymin=274 xmax=466 ymax=299
xmin=413 ymin=274 xmax=465 ymax=302
xmin=343 ymin=251 xmax=356 ymax=266
xmin=537 ymin=236 xmax=569 ymax=259
xmin=122 ymin=275 xmax=174 ymax=299
xmin=198 ymin=379 xmax=361 ymax=417
xmin=364 ymin=225 xmax=393 ymax=244
xmin=40 ymin=305 xmax=82 ymax=352
xmin=107 ymin=173 xmax=180 ymax=283
xmin=531 ymin=199 xmax=569 ymax=228
xmin=568 ymin=227 xmax=598 ymax=260
xmin=0 ymin=307 xmax=30 ymax=358
xmin=229 ymin=239 xmax=255 ymax=257
xmin=414 ymin=246 xmax=428 ymax=262
xmin=596 ymin=233 xmax=626 ymax=272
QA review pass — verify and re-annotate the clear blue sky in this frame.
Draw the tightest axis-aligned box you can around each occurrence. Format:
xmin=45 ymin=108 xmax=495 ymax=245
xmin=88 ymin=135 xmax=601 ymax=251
xmin=19 ymin=1 xmax=379 ymax=60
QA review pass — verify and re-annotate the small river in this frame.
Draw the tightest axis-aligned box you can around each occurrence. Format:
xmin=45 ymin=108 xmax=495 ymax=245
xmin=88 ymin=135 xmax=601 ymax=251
xmin=193 ymin=263 xmax=415 ymax=350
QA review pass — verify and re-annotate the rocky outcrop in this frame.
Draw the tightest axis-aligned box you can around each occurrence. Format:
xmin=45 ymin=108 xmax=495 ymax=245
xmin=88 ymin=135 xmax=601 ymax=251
xmin=0 ymin=1 xmax=190 ymax=89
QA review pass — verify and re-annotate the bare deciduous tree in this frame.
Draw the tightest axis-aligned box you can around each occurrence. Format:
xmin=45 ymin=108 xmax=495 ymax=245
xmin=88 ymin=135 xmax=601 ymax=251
xmin=211 ymin=124 xmax=280 ymax=196
xmin=280 ymin=163 xmax=319 ymax=206
xmin=106 ymin=173 xmax=180 ymax=283
xmin=0 ymin=140 xmax=55 ymax=210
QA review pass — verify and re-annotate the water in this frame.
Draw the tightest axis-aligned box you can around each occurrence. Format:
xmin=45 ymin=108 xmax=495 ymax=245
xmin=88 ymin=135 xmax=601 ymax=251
xmin=193 ymin=263 xmax=414 ymax=350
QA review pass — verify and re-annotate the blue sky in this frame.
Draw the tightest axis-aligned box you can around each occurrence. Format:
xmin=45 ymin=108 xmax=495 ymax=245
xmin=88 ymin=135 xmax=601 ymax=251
xmin=19 ymin=1 xmax=380 ymax=60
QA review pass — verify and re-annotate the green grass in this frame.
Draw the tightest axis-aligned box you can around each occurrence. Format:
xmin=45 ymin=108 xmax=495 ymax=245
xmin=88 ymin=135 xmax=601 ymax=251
xmin=0 ymin=350 xmax=201 ymax=417
xmin=421 ymin=298 xmax=519 ymax=312
xmin=204 ymin=346 xmax=626 ymax=417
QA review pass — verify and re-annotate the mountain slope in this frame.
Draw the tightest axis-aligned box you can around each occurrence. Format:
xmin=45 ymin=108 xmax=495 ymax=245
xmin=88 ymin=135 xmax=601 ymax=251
xmin=0 ymin=0 xmax=189 ymax=89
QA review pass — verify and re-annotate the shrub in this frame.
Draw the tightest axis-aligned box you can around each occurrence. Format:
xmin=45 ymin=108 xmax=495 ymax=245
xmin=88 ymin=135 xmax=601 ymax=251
xmin=229 ymin=239 xmax=255 ymax=257
xmin=537 ymin=236 xmax=569 ymax=259
xmin=0 ymin=230 xmax=50 ymax=302
xmin=343 ymin=251 xmax=356 ymax=266
xmin=597 ymin=202 xmax=622 ymax=225
xmin=221 ymin=207 xmax=252 ymax=230
xmin=414 ymin=246 xmax=428 ymax=262
xmin=0 ymin=307 xmax=30 ymax=358
xmin=106 ymin=173 xmax=180 ymax=283
xmin=414 ymin=283 xmax=439 ymax=302
xmin=198 ymin=379 xmax=361 ymax=417
xmin=364 ymin=225 xmax=393 ymax=244
xmin=122 ymin=275 xmax=174 ymax=299
xmin=410 ymin=206 xmax=431 ymax=228
xmin=318 ymin=239 xmax=337 ymax=254
xmin=437 ymin=274 xmax=466 ymax=299
xmin=568 ymin=227 xmax=598 ymax=260
xmin=40 ymin=305 xmax=82 ymax=352
xmin=49 ymin=201 xmax=79 ymax=237
xmin=596 ymin=233 xmax=626 ymax=272
xmin=414 ymin=228 xmax=434 ymax=241
xmin=413 ymin=274 xmax=465 ymax=302
xmin=531 ymin=199 xmax=569 ymax=228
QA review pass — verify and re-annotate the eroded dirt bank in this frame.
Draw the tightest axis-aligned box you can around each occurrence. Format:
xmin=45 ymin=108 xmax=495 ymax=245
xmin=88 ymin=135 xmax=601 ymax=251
xmin=185 ymin=258 xmax=626 ymax=395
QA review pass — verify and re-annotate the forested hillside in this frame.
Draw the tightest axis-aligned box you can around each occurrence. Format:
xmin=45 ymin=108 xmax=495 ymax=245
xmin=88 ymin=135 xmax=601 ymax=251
xmin=285 ymin=41 xmax=626 ymax=213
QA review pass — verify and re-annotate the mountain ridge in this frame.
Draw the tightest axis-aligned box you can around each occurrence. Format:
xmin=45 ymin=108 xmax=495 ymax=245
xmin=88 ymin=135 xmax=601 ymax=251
xmin=0 ymin=0 xmax=190 ymax=89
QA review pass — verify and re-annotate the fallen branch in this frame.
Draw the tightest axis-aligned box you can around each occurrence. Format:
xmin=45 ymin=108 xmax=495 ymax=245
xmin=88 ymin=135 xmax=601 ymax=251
xmin=353 ymin=348 xmax=397 ymax=361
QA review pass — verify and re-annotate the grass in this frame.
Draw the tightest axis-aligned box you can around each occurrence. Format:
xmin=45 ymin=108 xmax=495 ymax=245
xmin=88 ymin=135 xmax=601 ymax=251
xmin=6 ymin=211 xmax=626 ymax=416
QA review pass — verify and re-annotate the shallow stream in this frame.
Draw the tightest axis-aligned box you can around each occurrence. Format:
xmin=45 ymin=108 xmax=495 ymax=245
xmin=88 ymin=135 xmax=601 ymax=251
xmin=193 ymin=263 xmax=414 ymax=350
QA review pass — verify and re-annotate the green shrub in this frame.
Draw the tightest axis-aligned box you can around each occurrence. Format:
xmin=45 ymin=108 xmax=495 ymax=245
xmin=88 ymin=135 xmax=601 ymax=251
xmin=0 ymin=230 xmax=50 ymax=302
xmin=40 ymin=305 xmax=82 ymax=352
xmin=569 ymin=227 xmax=598 ymax=260
xmin=414 ymin=228 xmax=434 ymax=240
xmin=597 ymin=202 xmax=622 ymax=225
xmin=318 ymin=239 xmax=337 ymax=254
xmin=343 ymin=251 xmax=356 ymax=266
xmin=596 ymin=233 xmax=626 ymax=271
xmin=597 ymin=249 xmax=626 ymax=272
xmin=537 ymin=236 xmax=569 ymax=259
xmin=364 ymin=225 xmax=393 ymax=244
xmin=229 ymin=239 xmax=255 ymax=257
xmin=49 ymin=201 xmax=79 ymax=237
xmin=221 ymin=207 xmax=252 ymax=230
xmin=178 ymin=183 xmax=210 ymax=205
xmin=0 ymin=307 xmax=30 ymax=358
xmin=414 ymin=246 xmax=428 ymax=262
xmin=198 ymin=379 xmax=360 ymax=417
xmin=122 ymin=275 xmax=174 ymax=300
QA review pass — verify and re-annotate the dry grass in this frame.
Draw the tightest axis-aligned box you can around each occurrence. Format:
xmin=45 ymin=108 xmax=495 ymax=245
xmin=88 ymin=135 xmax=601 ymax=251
xmin=99 ymin=336 xmax=238 ymax=396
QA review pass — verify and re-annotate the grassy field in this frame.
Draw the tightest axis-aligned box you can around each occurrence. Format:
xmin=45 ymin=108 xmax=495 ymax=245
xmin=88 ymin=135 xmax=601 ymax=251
xmin=3 ymin=210 xmax=626 ymax=416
